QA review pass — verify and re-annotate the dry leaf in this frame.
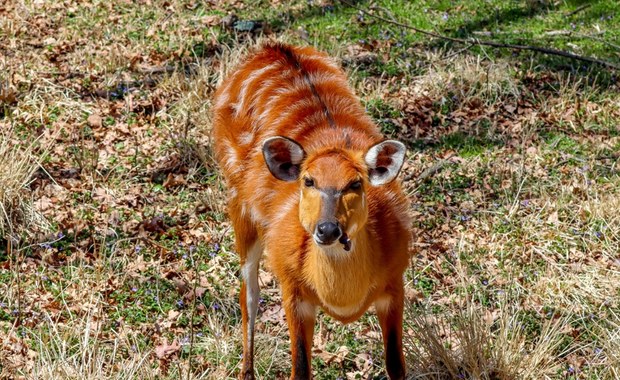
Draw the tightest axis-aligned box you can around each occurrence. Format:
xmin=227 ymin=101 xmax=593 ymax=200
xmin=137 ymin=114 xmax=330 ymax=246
xmin=87 ymin=114 xmax=103 ymax=128
xmin=163 ymin=173 xmax=187 ymax=188
xmin=547 ymin=211 xmax=559 ymax=225
xmin=167 ymin=309 xmax=180 ymax=321
xmin=155 ymin=338 xmax=181 ymax=359
xmin=201 ymin=15 xmax=220 ymax=26
xmin=315 ymin=345 xmax=349 ymax=365
xmin=259 ymin=304 xmax=285 ymax=324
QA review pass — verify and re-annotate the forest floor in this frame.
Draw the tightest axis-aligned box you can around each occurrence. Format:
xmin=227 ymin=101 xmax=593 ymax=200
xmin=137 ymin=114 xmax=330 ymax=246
xmin=1 ymin=1 xmax=620 ymax=379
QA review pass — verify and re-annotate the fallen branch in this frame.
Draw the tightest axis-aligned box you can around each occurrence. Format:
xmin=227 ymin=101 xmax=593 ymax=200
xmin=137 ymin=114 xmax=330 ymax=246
xmin=139 ymin=65 xmax=177 ymax=74
xmin=413 ymin=155 xmax=454 ymax=185
xmin=441 ymin=43 xmax=475 ymax=60
xmin=340 ymin=0 xmax=619 ymax=70
xmin=406 ymin=154 xmax=456 ymax=195
xmin=550 ymin=32 xmax=620 ymax=52
xmin=565 ymin=4 xmax=591 ymax=17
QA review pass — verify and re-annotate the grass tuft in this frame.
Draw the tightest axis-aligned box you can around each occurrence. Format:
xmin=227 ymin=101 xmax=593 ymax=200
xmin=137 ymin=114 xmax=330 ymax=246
xmin=405 ymin=285 xmax=564 ymax=379
xmin=0 ymin=128 xmax=49 ymax=244
xmin=412 ymin=54 xmax=520 ymax=108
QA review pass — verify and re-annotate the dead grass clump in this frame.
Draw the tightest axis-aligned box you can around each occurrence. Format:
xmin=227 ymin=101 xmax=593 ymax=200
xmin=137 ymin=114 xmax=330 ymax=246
xmin=199 ymin=315 xmax=291 ymax=379
xmin=537 ymin=73 xmax=620 ymax=131
xmin=0 ymin=128 xmax=49 ymax=243
xmin=405 ymin=302 xmax=564 ymax=379
xmin=412 ymin=54 xmax=520 ymax=107
xmin=157 ymin=64 xmax=219 ymax=176
xmin=596 ymin=311 xmax=620 ymax=378
xmin=154 ymin=38 xmax=270 ymax=177
xmin=25 ymin=296 xmax=159 ymax=380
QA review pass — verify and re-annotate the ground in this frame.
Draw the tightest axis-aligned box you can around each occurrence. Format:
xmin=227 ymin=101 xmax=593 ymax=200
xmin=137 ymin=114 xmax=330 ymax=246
xmin=1 ymin=0 xmax=619 ymax=379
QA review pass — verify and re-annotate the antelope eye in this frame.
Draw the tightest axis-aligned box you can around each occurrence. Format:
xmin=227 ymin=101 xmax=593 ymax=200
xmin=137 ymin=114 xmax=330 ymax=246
xmin=304 ymin=177 xmax=315 ymax=187
xmin=349 ymin=181 xmax=362 ymax=190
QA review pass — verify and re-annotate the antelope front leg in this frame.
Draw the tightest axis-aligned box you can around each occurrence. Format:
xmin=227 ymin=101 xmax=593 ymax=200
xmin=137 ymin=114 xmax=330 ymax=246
xmin=282 ymin=293 xmax=317 ymax=380
xmin=239 ymin=241 xmax=262 ymax=380
xmin=375 ymin=286 xmax=406 ymax=380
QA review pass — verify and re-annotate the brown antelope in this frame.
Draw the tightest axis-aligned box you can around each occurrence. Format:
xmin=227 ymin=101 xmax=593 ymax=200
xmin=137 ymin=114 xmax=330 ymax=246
xmin=212 ymin=42 xmax=410 ymax=380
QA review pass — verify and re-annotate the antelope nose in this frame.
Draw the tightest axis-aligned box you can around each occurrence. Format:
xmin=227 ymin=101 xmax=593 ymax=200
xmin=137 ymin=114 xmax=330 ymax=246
xmin=315 ymin=222 xmax=342 ymax=245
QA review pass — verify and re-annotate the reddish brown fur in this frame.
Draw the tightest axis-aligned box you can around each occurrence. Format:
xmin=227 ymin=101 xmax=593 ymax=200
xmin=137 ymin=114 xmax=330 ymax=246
xmin=212 ymin=43 xmax=410 ymax=380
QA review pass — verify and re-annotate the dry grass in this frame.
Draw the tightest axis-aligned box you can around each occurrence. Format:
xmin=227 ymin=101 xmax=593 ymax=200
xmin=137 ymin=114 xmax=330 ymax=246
xmin=597 ymin=311 xmax=620 ymax=378
xmin=157 ymin=64 xmax=219 ymax=176
xmin=0 ymin=128 xmax=49 ymax=243
xmin=412 ymin=54 xmax=521 ymax=107
xmin=1 ymin=1 xmax=619 ymax=379
xmin=27 ymin=297 xmax=158 ymax=380
xmin=405 ymin=302 xmax=565 ymax=379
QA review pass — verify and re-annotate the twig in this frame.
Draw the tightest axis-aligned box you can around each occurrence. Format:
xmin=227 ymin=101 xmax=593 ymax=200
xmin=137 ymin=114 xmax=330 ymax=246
xmin=187 ymin=245 xmax=198 ymax=380
xmin=339 ymin=0 xmax=620 ymax=70
xmin=469 ymin=39 xmax=620 ymax=68
xmin=577 ymin=33 xmax=620 ymax=51
xmin=508 ymin=161 xmax=527 ymax=219
xmin=442 ymin=43 xmax=475 ymax=60
xmin=414 ymin=155 xmax=455 ymax=185
xmin=36 ymin=70 xmax=85 ymax=78
xmin=341 ymin=0 xmax=465 ymax=44
xmin=565 ymin=4 xmax=591 ymax=17
xmin=139 ymin=66 xmax=177 ymax=74
xmin=16 ymin=233 xmax=67 ymax=252
xmin=140 ymin=237 xmax=173 ymax=253
xmin=406 ymin=154 xmax=455 ymax=196
xmin=10 ymin=240 xmax=23 ymax=329
xmin=554 ymin=152 xmax=620 ymax=170
xmin=369 ymin=4 xmax=398 ymax=23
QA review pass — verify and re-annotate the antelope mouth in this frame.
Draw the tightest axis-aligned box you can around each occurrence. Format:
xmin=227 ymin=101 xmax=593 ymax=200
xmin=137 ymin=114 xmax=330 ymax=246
xmin=312 ymin=232 xmax=352 ymax=251
xmin=313 ymin=235 xmax=338 ymax=247
xmin=339 ymin=233 xmax=352 ymax=251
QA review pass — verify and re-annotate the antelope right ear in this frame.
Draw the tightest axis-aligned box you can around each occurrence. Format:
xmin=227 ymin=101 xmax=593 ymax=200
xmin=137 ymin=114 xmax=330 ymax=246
xmin=262 ymin=136 xmax=305 ymax=181
xmin=365 ymin=140 xmax=406 ymax=186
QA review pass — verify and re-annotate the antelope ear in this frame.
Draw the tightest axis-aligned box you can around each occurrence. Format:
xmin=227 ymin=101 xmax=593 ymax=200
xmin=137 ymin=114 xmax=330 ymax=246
xmin=262 ymin=136 xmax=305 ymax=181
xmin=365 ymin=140 xmax=406 ymax=186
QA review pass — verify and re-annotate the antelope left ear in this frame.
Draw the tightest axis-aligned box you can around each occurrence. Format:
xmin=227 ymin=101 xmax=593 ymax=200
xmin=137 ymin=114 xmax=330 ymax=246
xmin=262 ymin=136 xmax=305 ymax=181
xmin=365 ymin=140 xmax=406 ymax=186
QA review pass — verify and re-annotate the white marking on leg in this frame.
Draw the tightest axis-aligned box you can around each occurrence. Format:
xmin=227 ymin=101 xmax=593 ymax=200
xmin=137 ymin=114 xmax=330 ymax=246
xmin=374 ymin=295 xmax=392 ymax=315
xmin=241 ymin=241 xmax=262 ymax=350
xmin=297 ymin=300 xmax=317 ymax=319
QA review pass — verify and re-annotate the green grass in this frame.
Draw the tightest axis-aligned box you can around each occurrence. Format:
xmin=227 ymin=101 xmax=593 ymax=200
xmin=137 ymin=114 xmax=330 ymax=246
xmin=223 ymin=0 xmax=620 ymax=74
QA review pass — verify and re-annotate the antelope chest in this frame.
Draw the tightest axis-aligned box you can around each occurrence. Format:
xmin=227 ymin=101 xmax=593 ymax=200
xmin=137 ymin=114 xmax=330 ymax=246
xmin=304 ymin=245 xmax=375 ymax=318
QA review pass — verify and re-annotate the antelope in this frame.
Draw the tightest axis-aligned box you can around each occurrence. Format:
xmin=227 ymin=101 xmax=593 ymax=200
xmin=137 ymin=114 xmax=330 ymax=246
xmin=212 ymin=42 xmax=410 ymax=380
